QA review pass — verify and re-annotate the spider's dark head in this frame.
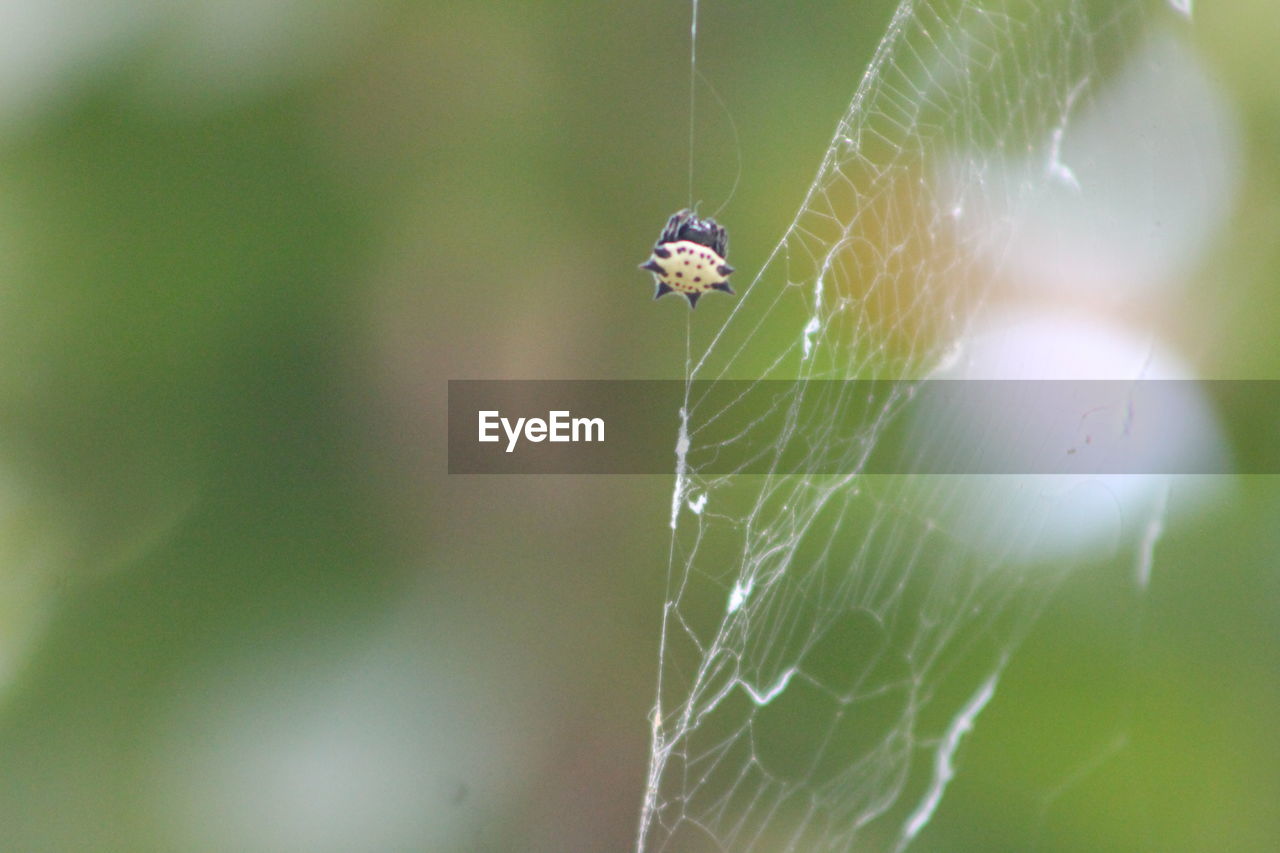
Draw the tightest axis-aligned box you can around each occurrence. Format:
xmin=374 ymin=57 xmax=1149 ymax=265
xmin=659 ymin=208 xmax=728 ymax=259
xmin=673 ymin=211 xmax=724 ymax=251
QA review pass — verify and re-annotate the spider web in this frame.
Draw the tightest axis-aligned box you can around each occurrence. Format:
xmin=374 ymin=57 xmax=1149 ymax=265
xmin=637 ymin=1 xmax=1205 ymax=851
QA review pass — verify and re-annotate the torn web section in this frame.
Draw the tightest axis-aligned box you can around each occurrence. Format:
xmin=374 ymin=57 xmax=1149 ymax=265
xmin=639 ymin=1 xmax=1163 ymax=851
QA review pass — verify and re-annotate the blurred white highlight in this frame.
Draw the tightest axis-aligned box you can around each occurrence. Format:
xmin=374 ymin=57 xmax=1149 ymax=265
xmin=917 ymin=32 xmax=1237 ymax=565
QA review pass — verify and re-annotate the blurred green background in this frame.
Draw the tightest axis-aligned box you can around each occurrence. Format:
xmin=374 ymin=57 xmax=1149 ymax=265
xmin=0 ymin=1 xmax=1277 ymax=851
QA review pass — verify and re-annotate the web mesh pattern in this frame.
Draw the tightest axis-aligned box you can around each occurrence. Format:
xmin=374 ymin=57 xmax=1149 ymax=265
xmin=637 ymin=2 xmax=1176 ymax=851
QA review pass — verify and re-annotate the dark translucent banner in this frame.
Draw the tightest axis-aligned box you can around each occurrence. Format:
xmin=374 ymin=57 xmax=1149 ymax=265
xmin=447 ymin=380 xmax=1274 ymax=474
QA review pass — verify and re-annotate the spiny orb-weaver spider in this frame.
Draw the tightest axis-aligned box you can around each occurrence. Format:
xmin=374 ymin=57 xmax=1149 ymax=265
xmin=639 ymin=209 xmax=735 ymax=308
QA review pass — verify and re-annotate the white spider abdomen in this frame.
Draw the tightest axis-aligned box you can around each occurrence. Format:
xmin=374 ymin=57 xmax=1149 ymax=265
xmin=641 ymin=240 xmax=735 ymax=308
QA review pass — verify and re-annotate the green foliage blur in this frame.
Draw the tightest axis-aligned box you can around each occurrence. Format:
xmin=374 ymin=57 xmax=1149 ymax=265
xmin=0 ymin=1 xmax=1276 ymax=851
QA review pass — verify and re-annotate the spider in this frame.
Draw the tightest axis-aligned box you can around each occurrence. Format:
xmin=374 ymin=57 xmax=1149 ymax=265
xmin=639 ymin=209 xmax=735 ymax=308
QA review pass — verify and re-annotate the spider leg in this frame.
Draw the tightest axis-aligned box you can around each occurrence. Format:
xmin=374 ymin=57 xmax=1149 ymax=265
xmin=660 ymin=209 xmax=693 ymax=244
xmin=711 ymin=223 xmax=728 ymax=259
